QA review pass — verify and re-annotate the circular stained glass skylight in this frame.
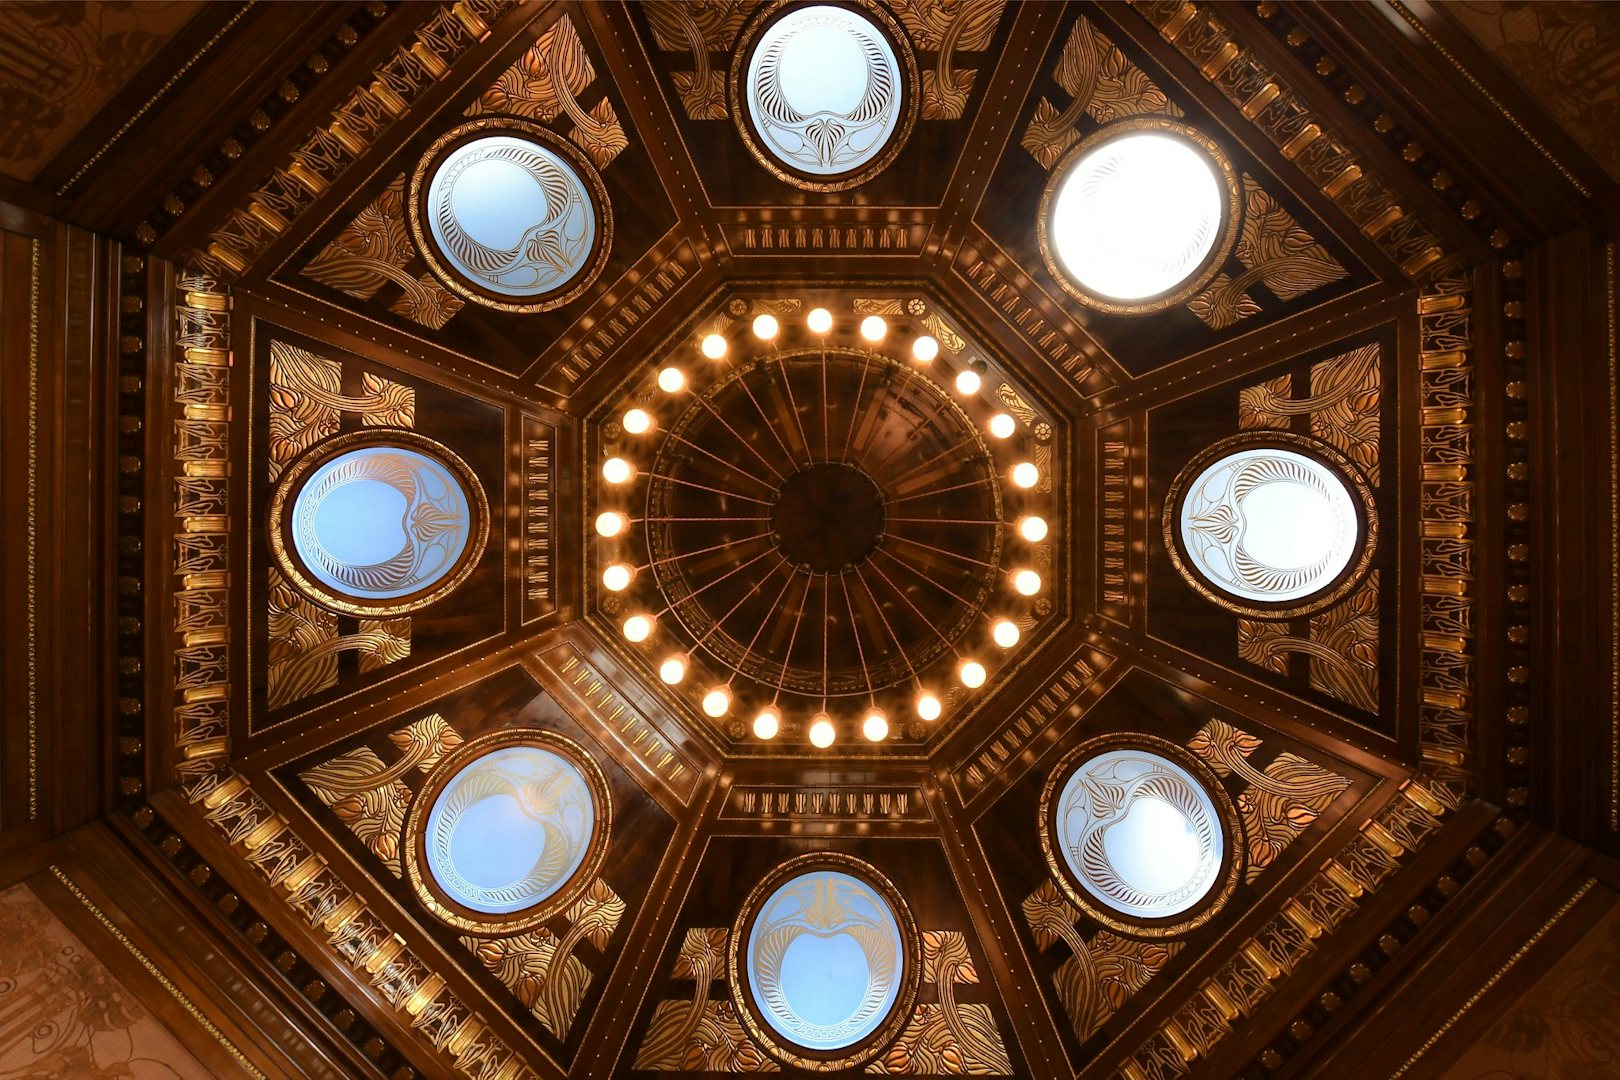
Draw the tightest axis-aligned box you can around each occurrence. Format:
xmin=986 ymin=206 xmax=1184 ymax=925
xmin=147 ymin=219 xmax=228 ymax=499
xmin=1044 ymin=122 xmax=1232 ymax=309
xmin=745 ymin=869 xmax=906 ymax=1053
xmin=742 ymin=4 xmax=906 ymax=184
xmin=1051 ymin=748 xmax=1224 ymax=921
xmin=289 ymin=444 xmax=473 ymax=604
xmin=423 ymin=132 xmax=599 ymax=303
xmin=424 ymin=745 xmax=597 ymax=916
xmin=1178 ymin=446 xmax=1360 ymax=605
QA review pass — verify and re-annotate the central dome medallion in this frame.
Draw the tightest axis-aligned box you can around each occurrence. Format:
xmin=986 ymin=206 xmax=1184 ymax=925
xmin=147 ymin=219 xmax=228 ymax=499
xmin=644 ymin=349 xmax=1002 ymax=698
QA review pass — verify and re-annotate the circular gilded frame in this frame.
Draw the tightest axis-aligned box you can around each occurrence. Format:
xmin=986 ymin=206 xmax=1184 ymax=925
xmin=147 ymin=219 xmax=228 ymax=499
xmin=726 ymin=852 xmax=921 ymax=1071
xmin=1039 ymin=733 xmax=1243 ymax=937
xmin=267 ymin=428 xmax=490 ymax=618
xmin=1036 ymin=116 xmax=1241 ymax=315
xmin=406 ymin=117 xmax=613 ymax=314
xmin=728 ymin=0 xmax=921 ymax=193
xmin=1162 ymin=430 xmax=1380 ymax=620
xmin=402 ymin=728 xmax=613 ymax=936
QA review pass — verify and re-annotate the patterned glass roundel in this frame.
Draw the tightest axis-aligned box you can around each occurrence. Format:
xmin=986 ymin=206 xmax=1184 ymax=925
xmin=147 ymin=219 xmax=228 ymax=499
xmin=290 ymin=445 xmax=472 ymax=602
xmin=424 ymin=745 xmax=597 ymax=916
xmin=746 ymin=870 xmax=905 ymax=1052
xmin=744 ymin=5 xmax=904 ymax=179
xmin=1053 ymin=749 xmax=1224 ymax=920
xmin=425 ymin=134 xmax=598 ymax=298
xmin=1178 ymin=447 xmax=1360 ymax=604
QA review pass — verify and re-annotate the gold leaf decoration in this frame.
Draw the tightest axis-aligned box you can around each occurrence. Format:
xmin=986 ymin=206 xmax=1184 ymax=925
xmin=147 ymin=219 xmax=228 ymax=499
xmin=1310 ymin=343 xmax=1381 ymax=483
xmin=387 ymin=712 xmax=463 ymax=773
xmin=465 ymin=928 xmax=592 ymax=1038
xmin=1187 ymin=271 xmax=1264 ymax=330
xmin=854 ymin=298 xmax=911 ymax=315
xmin=470 ymin=16 xmax=595 ymax=122
xmin=1020 ymin=98 xmax=1079 ymax=170
xmin=570 ymin=96 xmax=629 ymax=171
xmin=386 ymin=273 xmax=464 ymax=330
xmin=1021 ymin=880 xmax=1103 ymax=1040
xmin=268 ymin=345 xmax=341 ymax=480
xmin=1239 ymin=373 xmax=1293 ymax=431
xmin=641 ymin=1000 xmax=779 ymax=1072
xmin=267 ymin=567 xmax=339 ymax=708
xmin=866 ymin=1003 xmax=1013 ymax=1074
xmin=1189 ymin=176 xmax=1347 ymax=329
xmin=1090 ymin=931 xmax=1180 ymax=1014
xmin=354 ymin=619 xmax=412 ymax=674
xmin=300 ymin=744 xmax=410 ymax=873
xmin=302 ymin=177 xmax=414 ymax=302
xmin=921 ymin=313 xmax=967 ymax=354
xmin=644 ymin=1 xmax=750 ymax=119
xmin=1308 ymin=571 xmax=1380 ymax=712
xmin=1025 ymin=16 xmax=1181 ymax=169
xmin=1237 ymin=618 xmax=1292 ymax=676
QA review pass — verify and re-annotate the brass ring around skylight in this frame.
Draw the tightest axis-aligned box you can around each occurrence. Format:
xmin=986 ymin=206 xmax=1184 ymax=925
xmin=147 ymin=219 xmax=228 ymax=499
xmin=267 ymin=429 xmax=489 ymax=617
xmin=1037 ymin=116 xmax=1240 ymax=315
xmin=407 ymin=117 xmax=612 ymax=314
xmin=730 ymin=0 xmax=919 ymax=192
xmin=1163 ymin=431 xmax=1378 ymax=619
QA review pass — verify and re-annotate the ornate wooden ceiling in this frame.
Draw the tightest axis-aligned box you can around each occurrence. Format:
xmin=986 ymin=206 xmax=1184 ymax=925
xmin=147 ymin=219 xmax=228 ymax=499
xmin=2 ymin=1 xmax=1619 ymax=1078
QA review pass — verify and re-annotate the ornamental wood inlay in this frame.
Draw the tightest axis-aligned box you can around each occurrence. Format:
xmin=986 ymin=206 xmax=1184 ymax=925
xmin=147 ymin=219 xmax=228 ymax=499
xmin=892 ymin=0 xmax=1007 ymax=121
xmin=523 ymin=420 xmax=554 ymax=623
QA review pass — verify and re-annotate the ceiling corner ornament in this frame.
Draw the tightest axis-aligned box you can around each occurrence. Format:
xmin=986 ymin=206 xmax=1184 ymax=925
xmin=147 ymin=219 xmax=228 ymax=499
xmin=403 ymin=729 xmax=612 ymax=935
xmin=732 ymin=2 xmax=919 ymax=191
xmin=268 ymin=429 xmax=488 ymax=617
xmin=407 ymin=117 xmax=612 ymax=313
xmin=1164 ymin=432 xmax=1377 ymax=619
xmin=1037 ymin=116 xmax=1240 ymax=314
xmin=1039 ymin=734 xmax=1241 ymax=936
xmin=728 ymin=853 xmax=920 ymax=1070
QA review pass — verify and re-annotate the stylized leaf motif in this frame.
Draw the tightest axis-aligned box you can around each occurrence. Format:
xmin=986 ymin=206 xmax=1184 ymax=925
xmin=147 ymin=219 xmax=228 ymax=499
xmin=300 ymin=744 xmax=409 ymax=873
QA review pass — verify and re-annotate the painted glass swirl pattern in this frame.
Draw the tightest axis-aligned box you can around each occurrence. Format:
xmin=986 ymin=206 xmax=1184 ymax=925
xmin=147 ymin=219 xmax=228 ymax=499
xmin=744 ymin=5 xmax=903 ymax=177
xmin=746 ymin=870 xmax=904 ymax=1051
xmin=424 ymin=745 xmax=596 ymax=915
xmin=1053 ymin=749 xmax=1223 ymax=919
xmin=425 ymin=134 xmax=597 ymax=298
xmin=290 ymin=446 xmax=472 ymax=602
xmin=1178 ymin=447 xmax=1359 ymax=604
xmin=1049 ymin=130 xmax=1224 ymax=301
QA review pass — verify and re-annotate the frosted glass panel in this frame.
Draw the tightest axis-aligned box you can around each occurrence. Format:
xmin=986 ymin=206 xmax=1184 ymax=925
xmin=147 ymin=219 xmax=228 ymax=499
xmin=290 ymin=446 xmax=472 ymax=601
xmin=425 ymin=135 xmax=597 ymax=297
xmin=1179 ymin=447 xmax=1359 ymax=603
xmin=1049 ymin=131 xmax=1223 ymax=301
xmin=746 ymin=870 xmax=904 ymax=1050
xmin=425 ymin=746 xmax=596 ymax=915
xmin=745 ymin=6 xmax=903 ymax=177
xmin=1054 ymin=750 xmax=1223 ymax=919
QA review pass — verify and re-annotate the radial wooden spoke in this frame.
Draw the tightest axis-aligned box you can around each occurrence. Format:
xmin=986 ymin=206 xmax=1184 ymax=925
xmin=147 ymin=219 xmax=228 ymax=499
xmin=853 ymin=562 xmax=919 ymax=684
xmin=694 ymin=393 xmax=787 ymax=482
xmin=840 ymin=573 xmax=875 ymax=699
xmin=774 ymin=355 xmax=816 ymax=466
xmin=877 ymin=431 xmax=985 ymax=488
xmin=866 ymin=553 xmax=967 ymax=653
xmin=731 ymin=560 xmax=801 ymax=690
xmin=888 ymin=476 xmax=998 ymax=503
xmin=661 ymin=430 xmax=780 ymax=491
xmin=641 ymin=531 xmax=773 ymax=571
xmin=736 ymin=366 xmax=800 ymax=474
xmin=839 ymin=353 xmax=873 ymax=463
xmin=884 ymin=531 xmax=999 ymax=569
xmin=651 ymin=472 xmax=774 ymax=504
xmin=653 ymin=545 xmax=778 ymax=617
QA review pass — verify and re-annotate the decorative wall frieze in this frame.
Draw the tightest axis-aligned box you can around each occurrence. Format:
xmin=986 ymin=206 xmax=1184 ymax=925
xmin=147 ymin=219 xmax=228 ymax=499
xmin=545 ymin=242 xmax=696 ymax=389
xmin=1132 ymin=0 xmax=1461 ymax=285
xmin=192 ymin=1 xmax=515 ymax=282
xmin=1022 ymin=14 xmax=1182 ymax=170
xmin=956 ymin=246 xmax=1098 ymax=394
xmin=720 ymin=786 xmax=931 ymax=823
xmin=522 ymin=419 xmax=554 ymax=623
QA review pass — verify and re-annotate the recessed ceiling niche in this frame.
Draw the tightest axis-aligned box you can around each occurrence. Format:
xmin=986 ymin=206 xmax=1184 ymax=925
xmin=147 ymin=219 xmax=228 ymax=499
xmin=729 ymin=854 xmax=918 ymax=1069
xmin=1166 ymin=434 xmax=1377 ymax=616
xmin=735 ymin=2 xmax=916 ymax=190
xmin=268 ymin=431 xmax=487 ymax=617
xmin=408 ymin=119 xmax=611 ymax=313
xmin=1038 ymin=117 xmax=1239 ymax=314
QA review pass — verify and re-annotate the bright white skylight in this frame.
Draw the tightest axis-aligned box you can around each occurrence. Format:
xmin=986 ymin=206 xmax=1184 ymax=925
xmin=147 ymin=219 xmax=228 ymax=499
xmin=425 ymin=134 xmax=596 ymax=298
xmin=744 ymin=5 xmax=903 ymax=178
xmin=1053 ymin=749 xmax=1223 ymax=920
xmin=1048 ymin=130 xmax=1225 ymax=303
xmin=746 ymin=869 xmax=904 ymax=1051
xmin=1179 ymin=447 xmax=1359 ymax=604
xmin=424 ymin=745 xmax=596 ymax=915
xmin=290 ymin=445 xmax=471 ymax=602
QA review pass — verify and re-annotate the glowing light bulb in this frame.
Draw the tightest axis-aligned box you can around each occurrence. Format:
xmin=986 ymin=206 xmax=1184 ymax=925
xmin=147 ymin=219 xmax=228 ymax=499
xmin=595 ymin=511 xmax=627 ymax=537
xmin=955 ymin=369 xmax=982 ymax=395
xmin=752 ymin=314 xmax=779 ymax=340
xmin=1013 ymin=569 xmax=1042 ymax=596
xmin=992 ymin=619 xmax=1020 ymax=648
xmin=808 ymin=714 xmax=836 ymax=748
xmin=807 ymin=308 xmax=833 ymax=334
xmin=862 ymin=709 xmax=889 ymax=742
xmin=623 ymin=614 xmax=653 ymax=642
xmin=602 ymin=563 xmax=633 ymax=592
xmin=988 ymin=413 xmax=1016 ymax=439
xmin=659 ymin=654 xmax=687 ymax=684
xmin=912 ymin=335 xmax=939 ymax=363
xmin=657 ymin=366 xmax=686 ymax=393
xmin=702 ymin=688 xmax=731 ymax=717
xmin=622 ymin=408 xmax=653 ymax=434
xmin=1018 ymin=516 xmax=1049 ymax=542
xmin=860 ymin=315 xmax=887 ymax=342
xmin=753 ymin=707 xmax=781 ymax=740
xmin=916 ymin=691 xmax=942 ymax=721
xmin=602 ymin=457 xmax=634 ymax=484
xmin=959 ymin=660 xmax=987 ymax=688
xmin=1011 ymin=461 xmax=1039 ymax=488
xmin=701 ymin=333 xmax=727 ymax=360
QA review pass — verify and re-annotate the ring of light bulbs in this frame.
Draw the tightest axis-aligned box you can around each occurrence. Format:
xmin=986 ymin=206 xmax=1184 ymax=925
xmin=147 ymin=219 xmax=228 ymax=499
xmin=594 ymin=303 xmax=1054 ymax=749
